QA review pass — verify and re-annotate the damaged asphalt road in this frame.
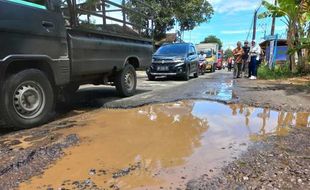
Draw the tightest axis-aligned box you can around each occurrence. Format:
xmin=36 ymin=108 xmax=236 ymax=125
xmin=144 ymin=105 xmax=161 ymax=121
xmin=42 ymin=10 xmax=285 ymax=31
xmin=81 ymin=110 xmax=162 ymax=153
xmin=0 ymin=71 xmax=309 ymax=190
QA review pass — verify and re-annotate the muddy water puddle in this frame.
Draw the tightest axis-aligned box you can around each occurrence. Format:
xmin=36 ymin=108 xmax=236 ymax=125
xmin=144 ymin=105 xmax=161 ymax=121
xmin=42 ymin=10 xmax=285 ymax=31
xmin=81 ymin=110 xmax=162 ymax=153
xmin=20 ymin=101 xmax=310 ymax=190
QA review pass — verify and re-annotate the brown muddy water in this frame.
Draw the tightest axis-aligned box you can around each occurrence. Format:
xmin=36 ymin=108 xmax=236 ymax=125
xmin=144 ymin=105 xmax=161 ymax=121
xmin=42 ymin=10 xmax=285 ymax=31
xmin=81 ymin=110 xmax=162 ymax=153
xmin=19 ymin=100 xmax=310 ymax=190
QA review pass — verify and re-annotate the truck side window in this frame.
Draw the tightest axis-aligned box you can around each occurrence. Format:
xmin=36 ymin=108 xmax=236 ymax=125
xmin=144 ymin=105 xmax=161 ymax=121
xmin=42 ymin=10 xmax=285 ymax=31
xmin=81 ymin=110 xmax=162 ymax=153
xmin=60 ymin=0 xmax=71 ymax=27
xmin=8 ymin=0 xmax=47 ymax=9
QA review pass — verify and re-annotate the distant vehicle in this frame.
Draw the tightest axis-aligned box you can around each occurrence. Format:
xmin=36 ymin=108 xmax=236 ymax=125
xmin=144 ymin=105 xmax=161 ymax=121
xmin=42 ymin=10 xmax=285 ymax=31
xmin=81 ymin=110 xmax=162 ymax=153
xmin=217 ymin=50 xmax=224 ymax=70
xmin=198 ymin=55 xmax=207 ymax=75
xmin=196 ymin=43 xmax=219 ymax=72
xmin=146 ymin=43 xmax=199 ymax=81
xmin=0 ymin=0 xmax=153 ymax=128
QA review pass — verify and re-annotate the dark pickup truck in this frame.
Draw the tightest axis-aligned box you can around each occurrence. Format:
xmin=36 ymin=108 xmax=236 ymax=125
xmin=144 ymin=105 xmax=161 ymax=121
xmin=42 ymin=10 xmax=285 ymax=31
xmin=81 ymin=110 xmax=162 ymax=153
xmin=0 ymin=0 xmax=153 ymax=128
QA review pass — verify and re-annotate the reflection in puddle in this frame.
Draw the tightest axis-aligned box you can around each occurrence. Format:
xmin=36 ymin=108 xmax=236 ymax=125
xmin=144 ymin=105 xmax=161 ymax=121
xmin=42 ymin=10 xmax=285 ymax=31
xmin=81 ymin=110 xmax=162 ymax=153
xmin=20 ymin=101 xmax=310 ymax=190
xmin=205 ymin=80 xmax=237 ymax=101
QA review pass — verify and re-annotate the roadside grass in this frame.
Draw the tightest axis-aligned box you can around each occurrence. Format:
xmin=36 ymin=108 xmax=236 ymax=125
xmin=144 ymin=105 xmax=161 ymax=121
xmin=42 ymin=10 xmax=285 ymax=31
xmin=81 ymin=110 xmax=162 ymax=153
xmin=258 ymin=64 xmax=302 ymax=80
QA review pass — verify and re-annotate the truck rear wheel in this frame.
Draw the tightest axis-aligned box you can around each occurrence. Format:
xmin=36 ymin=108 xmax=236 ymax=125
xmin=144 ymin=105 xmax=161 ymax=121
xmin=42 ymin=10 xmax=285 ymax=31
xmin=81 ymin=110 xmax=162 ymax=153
xmin=0 ymin=69 xmax=54 ymax=128
xmin=115 ymin=64 xmax=137 ymax=97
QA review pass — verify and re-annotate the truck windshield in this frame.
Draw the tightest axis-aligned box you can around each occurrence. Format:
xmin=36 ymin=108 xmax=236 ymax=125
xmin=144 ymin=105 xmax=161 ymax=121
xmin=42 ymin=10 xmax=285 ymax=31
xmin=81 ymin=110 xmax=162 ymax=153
xmin=155 ymin=44 xmax=188 ymax=56
xmin=205 ymin=50 xmax=212 ymax=58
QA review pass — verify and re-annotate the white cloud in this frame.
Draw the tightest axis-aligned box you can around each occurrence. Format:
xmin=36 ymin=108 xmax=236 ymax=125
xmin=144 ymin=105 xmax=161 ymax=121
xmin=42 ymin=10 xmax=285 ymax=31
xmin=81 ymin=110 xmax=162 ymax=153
xmin=208 ymin=0 xmax=262 ymax=13
xmin=208 ymin=0 xmax=277 ymax=14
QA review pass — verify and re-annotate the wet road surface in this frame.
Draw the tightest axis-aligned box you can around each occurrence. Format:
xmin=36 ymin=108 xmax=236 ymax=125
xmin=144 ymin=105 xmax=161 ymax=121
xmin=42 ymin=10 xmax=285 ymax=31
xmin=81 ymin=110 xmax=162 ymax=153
xmin=0 ymin=71 xmax=309 ymax=190
xmin=18 ymin=100 xmax=309 ymax=190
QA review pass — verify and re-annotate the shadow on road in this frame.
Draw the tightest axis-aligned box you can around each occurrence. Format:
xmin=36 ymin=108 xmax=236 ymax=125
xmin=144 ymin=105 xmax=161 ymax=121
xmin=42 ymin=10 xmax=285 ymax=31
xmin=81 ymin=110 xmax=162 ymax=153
xmin=0 ymin=86 xmax=151 ymax=136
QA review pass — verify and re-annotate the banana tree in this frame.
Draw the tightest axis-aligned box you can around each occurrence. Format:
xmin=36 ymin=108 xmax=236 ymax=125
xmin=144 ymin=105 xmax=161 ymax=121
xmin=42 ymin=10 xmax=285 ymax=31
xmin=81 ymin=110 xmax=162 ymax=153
xmin=259 ymin=0 xmax=310 ymax=73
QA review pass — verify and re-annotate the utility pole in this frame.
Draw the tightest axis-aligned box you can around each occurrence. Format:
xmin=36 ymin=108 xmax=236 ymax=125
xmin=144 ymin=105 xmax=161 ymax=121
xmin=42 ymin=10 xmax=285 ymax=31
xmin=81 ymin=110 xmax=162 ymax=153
xmin=270 ymin=0 xmax=277 ymax=35
xmin=252 ymin=10 xmax=257 ymax=41
xmin=252 ymin=3 xmax=262 ymax=41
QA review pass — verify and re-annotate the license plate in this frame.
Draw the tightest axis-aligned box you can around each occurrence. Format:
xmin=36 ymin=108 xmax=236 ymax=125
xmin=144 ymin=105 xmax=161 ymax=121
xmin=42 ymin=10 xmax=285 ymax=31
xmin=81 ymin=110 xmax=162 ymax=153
xmin=157 ymin=66 xmax=169 ymax=71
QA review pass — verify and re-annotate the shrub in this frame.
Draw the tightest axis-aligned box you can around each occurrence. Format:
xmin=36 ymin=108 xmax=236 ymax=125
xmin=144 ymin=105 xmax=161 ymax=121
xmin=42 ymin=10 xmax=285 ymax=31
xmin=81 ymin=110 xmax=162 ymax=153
xmin=258 ymin=63 xmax=296 ymax=80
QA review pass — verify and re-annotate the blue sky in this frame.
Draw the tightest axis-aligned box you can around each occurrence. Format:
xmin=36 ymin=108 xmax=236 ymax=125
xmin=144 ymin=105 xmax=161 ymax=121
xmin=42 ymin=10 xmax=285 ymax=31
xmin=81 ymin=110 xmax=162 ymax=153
xmin=177 ymin=0 xmax=287 ymax=50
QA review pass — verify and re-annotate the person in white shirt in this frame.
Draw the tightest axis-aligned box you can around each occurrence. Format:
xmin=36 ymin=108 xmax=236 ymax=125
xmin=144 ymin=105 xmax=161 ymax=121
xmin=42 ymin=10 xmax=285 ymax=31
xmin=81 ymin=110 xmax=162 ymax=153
xmin=198 ymin=51 xmax=206 ymax=61
xmin=248 ymin=40 xmax=261 ymax=80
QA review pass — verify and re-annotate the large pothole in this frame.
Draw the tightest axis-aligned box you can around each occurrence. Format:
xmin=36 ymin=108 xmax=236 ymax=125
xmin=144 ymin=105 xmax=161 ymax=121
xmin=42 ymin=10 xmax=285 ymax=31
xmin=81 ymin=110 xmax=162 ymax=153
xmin=19 ymin=100 xmax=309 ymax=190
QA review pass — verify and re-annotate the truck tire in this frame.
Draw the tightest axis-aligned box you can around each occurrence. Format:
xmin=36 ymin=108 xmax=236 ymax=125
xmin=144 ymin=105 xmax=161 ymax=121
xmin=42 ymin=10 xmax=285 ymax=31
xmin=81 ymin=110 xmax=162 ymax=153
xmin=115 ymin=64 xmax=137 ymax=97
xmin=212 ymin=64 xmax=216 ymax=72
xmin=0 ymin=69 xmax=54 ymax=128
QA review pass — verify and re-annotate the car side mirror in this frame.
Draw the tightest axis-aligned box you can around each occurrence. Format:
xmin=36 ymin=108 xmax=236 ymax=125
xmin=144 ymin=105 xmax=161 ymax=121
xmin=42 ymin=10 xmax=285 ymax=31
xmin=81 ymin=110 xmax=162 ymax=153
xmin=188 ymin=52 xmax=195 ymax=56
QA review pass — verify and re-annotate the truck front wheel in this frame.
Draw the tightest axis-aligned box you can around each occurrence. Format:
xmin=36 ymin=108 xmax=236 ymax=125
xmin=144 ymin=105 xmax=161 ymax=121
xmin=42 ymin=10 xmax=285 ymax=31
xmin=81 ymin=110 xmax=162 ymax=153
xmin=0 ymin=69 xmax=54 ymax=128
xmin=115 ymin=64 xmax=137 ymax=97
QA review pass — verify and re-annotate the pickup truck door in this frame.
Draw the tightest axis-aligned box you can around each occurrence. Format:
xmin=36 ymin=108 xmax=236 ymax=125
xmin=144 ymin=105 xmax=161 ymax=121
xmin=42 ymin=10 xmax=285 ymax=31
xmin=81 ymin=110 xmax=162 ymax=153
xmin=0 ymin=0 xmax=67 ymax=60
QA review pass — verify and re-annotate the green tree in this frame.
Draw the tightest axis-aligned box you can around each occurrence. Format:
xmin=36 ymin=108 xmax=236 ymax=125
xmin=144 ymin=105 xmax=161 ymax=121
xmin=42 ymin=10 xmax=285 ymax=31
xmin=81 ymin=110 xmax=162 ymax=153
xmin=224 ymin=48 xmax=233 ymax=59
xmin=200 ymin=35 xmax=223 ymax=50
xmin=259 ymin=0 xmax=310 ymax=73
xmin=126 ymin=0 xmax=214 ymax=41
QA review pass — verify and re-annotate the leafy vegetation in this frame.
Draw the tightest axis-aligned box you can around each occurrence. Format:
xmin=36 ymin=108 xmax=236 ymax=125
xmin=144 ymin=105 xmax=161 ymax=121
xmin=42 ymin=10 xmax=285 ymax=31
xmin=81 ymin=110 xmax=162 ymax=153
xmin=200 ymin=35 xmax=223 ymax=50
xmin=224 ymin=48 xmax=233 ymax=59
xmin=259 ymin=0 xmax=310 ymax=73
xmin=126 ymin=0 xmax=214 ymax=41
xmin=258 ymin=63 xmax=299 ymax=79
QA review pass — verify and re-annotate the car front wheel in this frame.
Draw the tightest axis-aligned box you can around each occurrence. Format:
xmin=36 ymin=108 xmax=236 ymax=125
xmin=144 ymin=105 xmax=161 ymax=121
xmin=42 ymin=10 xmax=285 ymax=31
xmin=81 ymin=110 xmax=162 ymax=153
xmin=194 ymin=64 xmax=199 ymax=78
xmin=148 ymin=74 xmax=156 ymax=81
xmin=182 ymin=66 xmax=190 ymax=81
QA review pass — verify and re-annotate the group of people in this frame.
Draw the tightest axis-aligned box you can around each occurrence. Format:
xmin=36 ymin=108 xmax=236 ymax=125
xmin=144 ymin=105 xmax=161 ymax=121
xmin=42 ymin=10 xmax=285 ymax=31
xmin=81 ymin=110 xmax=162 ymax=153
xmin=231 ymin=40 xmax=262 ymax=80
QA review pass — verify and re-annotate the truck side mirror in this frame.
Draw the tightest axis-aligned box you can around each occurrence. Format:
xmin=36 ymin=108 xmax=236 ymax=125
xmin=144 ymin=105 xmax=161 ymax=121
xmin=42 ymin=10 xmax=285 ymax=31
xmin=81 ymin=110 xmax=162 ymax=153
xmin=47 ymin=0 xmax=62 ymax=12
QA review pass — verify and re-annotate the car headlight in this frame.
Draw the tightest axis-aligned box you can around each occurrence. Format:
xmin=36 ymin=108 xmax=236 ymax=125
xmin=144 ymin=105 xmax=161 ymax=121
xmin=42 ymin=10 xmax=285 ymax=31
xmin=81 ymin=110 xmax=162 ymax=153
xmin=175 ymin=62 xmax=185 ymax=67
xmin=174 ymin=58 xmax=185 ymax=62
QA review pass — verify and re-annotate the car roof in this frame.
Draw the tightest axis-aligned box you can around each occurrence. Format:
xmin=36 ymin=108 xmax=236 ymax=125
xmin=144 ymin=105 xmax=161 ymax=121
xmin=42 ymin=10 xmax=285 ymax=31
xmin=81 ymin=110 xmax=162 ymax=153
xmin=162 ymin=43 xmax=194 ymax=47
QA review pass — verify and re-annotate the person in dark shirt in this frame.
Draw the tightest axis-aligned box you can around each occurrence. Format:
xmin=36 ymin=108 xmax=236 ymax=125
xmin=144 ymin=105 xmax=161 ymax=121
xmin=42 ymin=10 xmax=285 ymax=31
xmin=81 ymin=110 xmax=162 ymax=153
xmin=242 ymin=41 xmax=250 ymax=77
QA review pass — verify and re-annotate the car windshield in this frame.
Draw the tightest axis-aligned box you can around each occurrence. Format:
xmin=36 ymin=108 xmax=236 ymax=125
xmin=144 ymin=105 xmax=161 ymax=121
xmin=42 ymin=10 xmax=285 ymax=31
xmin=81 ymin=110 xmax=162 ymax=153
xmin=155 ymin=44 xmax=188 ymax=56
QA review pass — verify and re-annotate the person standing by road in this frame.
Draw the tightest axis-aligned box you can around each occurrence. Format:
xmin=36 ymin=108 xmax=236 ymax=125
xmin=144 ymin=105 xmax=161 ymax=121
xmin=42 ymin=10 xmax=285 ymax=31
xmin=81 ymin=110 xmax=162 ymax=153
xmin=248 ymin=40 xmax=261 ymax=80
xmin=227 ymin=57 xmax=233 ymax=71
xmin=242 ymin=41 xmax=250 ymax=77
xmin=232 ymin=41 xmax=244 ymax=79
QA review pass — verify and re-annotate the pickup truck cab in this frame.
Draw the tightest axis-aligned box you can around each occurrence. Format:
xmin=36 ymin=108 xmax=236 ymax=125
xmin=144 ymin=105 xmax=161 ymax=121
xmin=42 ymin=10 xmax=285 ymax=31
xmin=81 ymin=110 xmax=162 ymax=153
xmin=0 ymin=0 xmax=153 ymax=128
